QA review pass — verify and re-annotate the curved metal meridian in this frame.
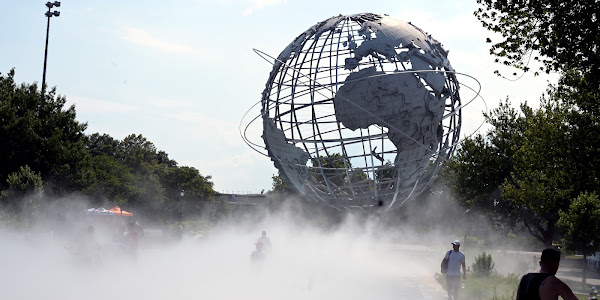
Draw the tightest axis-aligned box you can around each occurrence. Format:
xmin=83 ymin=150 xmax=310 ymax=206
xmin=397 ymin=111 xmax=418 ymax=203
xmin=254 ymin=13 xmax=467 ymax=211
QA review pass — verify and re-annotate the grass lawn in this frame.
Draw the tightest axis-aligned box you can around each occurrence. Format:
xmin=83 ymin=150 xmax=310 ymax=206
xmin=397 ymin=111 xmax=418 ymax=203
xmin=435 ymin=273 xmax=593 ymax=300
xmin=435 ymin=273 xmax=519 ymax=300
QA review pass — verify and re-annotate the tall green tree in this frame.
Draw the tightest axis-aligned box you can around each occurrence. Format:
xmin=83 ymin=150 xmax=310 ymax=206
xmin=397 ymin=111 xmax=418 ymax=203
xmin=86 ymin=133 xmax=120 ymax=157
xmin=84 ymin=133 xmax=138 ymax=207
xmin=547 ymin=73 xmax=600 ymax=192
xmin=84 ymin=155 xmax=139 ymax=207
xmin=3 ymin=165 xmax=44 ymax=222
xmin=474 ymin=0 xmax=599 ymax=82
xmin=0 ymin=69 xmax=90 ymax=195
xmin=445 ymin=99 xmax=589 ymax=246
xmin=159 ymin=165 xmax=215 ymax=218
xmin=558 ymin=192 xmax=600 ymax=285
xmin=269 ymin=171 xmax=296 ymax=195
xmin=444 ymin=100 xmax=526 ymax=230
xmin=310 ymin=153 xmax=369 ymax=189
xmin=501 ymin=100 xmax=574 ymax=246
xmin=473 ymin=0 xmax=600 ymax=249
xmin=475 ymin=0 xmax=599 ymax=118
xmin=119 ymin=134 xmax=161 ymax=175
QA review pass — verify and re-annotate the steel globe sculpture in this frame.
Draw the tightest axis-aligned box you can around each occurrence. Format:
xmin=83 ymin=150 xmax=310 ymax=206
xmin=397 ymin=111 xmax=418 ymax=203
xmin=244 ymin=13 xmax=466 ymax=211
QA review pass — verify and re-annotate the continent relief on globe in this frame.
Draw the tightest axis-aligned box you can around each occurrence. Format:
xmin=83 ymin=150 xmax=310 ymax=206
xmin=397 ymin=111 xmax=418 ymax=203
xmin=262 ymin=118 xmax=310 ymax=193
xmin=333 ymin=66 xmax=445 ymax=186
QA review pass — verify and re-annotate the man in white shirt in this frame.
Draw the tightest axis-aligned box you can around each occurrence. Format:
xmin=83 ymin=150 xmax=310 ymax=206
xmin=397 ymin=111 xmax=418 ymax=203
xmin=442 ymin=240 xmax=466 ymax=300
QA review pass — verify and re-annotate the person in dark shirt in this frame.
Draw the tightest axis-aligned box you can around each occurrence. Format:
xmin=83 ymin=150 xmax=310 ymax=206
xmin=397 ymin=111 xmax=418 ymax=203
xmin=516 ymin=248 xmax=577 ymax=300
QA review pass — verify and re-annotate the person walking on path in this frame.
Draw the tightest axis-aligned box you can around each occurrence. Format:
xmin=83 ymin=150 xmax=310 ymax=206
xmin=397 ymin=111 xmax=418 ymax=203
xmin=516 ymin=248 xmax=578 ymax=300
xmin=257 ymin=230 xmax=272 ymax=254
xmin=441 ymin=240 xmax=466 ymax=300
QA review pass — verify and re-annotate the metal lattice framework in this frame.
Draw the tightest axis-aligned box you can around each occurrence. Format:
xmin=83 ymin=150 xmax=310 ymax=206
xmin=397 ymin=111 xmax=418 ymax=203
xmin=243 ymin=13 xmax=471 ymax=211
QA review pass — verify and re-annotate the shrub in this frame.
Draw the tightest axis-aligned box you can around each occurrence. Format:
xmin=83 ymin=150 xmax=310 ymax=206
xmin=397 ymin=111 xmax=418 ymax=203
xmin=435 ymin=272 xmax=519 ymax=300
xmin=473 ymin=252 xmax=495 ymax=277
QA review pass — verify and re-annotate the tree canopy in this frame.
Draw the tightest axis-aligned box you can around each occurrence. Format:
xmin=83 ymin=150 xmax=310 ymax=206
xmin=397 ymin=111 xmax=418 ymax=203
xmin=475 ymin=0 xmax=599 ymax=83
xmin=0 ymin=69 xmax=215 ymax=223
xmin=443 ymin=100 xmax=525 ymax=231
xmin=445 ymin=96 xmax=597 ymax=247
xmin=469 ymin=0 xmax=600 ymax=251
xmin=558 ymin=192 xmax=600 ymax=284
xmin=558 ymin=192 xmax=600 ymax=257
xmin=0 ymin=69 xmax=90 ymax=195
xmin=500 ymin=100 xmax=574 ymax=246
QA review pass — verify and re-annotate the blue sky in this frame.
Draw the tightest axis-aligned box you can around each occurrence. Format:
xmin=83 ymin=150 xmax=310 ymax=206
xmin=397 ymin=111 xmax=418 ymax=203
xmin=1 ymin=0 xmax=558 ymax=194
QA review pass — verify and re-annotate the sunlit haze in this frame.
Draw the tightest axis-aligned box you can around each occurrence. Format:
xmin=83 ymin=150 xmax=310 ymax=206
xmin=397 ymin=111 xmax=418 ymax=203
xmin=0 ymin=193 xmax=539 ymax=300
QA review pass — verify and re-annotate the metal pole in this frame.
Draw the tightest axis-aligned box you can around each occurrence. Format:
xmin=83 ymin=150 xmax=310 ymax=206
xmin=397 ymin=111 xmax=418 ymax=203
xmin=42 ymin=7 xmax=51 ymax=93
xmin=180 ymin=190 xmax=184 ymax=225
xmin=180 ymin=195 xmax=183 ymax=225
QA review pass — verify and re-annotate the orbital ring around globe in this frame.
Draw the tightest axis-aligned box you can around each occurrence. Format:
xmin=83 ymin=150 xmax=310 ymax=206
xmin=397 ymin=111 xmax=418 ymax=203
xmin=240 ymin=51 xmax=486 ymax=210
xmin=240 ymin=13 xmax=486 ymax=212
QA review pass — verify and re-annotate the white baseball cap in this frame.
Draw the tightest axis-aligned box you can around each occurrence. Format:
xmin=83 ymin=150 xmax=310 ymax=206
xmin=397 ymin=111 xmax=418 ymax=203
xmin=452 ymin=240 xmax=461 ymax=246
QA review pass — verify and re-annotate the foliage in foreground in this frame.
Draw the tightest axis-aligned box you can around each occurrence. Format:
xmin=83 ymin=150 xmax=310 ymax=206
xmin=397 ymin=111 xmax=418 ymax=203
xmin=0 ymin=69 xmax=216 ymax=224
xmin=472 ymin=252 xmax=495 ymax=277
xmin=437 ymin=272 xmax=519 ymax=300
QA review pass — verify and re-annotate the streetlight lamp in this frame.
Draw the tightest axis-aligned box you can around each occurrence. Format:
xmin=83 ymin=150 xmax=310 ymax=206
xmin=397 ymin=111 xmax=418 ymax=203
xmin=180 ymin=190 xmax=185 ymax=225
xmin=42 ymin=1 xmax=61 ymax=94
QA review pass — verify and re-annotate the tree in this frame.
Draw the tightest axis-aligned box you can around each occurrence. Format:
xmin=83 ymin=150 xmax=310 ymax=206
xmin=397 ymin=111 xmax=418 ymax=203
xmin=2 ymin=165 xmax=44 ymax=222
xmin=547 ymin=73 xmax=600 ymax=192
xmin=0 ymin=69 xmax=217 ymax=224
xmin=375 ymin=160 xmax=395 ymax=180
xmin=84 ymin=132 xmax=216 ymax=221
xmin=472 ymin=252 xmax=495 ymax=277
xmin=444 ymin=100 xmax=526 ymax=231
xmin=475 ymin=0 xmax=600 ymax=122
xmin=86 ymin=133 xmax=120 ymax=157
xmin=6 ymin=165 xmax=44 ymax=193
xmin=159 ymin=165 xmax=215 ymax=219
xmin=446 ymin=99 xmax=588 ymax=247
xmin=0 ymin=69 xmax=90 ymax=195
xmin=311 ymin=153 xmax=349 ymax=187
xmin=310 ymin=153 xmax=370 ymax=189
xmin=558 ymin=192 xmax=600 ymax=285
xmin=501 ymin=100 xmax=575 ymax=246
xmin=473 ymin=0 xmax=600 ymax=249
xmin=83 ymin=155 xmax=139 ymax=207
xmin=119 ymin=134 xmax=161 ymax=175
xmin=474 ymin=0 xmax=599 ymax=83
xmin=269 ymin=171 xmax=296 ymax=195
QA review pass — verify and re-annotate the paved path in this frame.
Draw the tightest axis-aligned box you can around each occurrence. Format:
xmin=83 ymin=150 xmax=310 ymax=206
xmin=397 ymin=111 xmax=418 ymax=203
xmin=556 ymin=267 xmax=600 ymax=293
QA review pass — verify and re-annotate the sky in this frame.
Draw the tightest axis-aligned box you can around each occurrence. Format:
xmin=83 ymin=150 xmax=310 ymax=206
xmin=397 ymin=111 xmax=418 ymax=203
xmin=0 ymin=0 xmax=559 ymax=194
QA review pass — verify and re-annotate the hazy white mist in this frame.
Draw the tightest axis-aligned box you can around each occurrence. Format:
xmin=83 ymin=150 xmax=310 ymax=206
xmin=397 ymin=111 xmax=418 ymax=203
xmin=0 ymin=194 xmax=537 ymax=300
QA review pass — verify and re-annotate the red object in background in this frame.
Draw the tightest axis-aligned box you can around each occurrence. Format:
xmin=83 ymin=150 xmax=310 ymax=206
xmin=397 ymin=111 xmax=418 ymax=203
xmin=109 ymin=206 xmax=133 ymax=217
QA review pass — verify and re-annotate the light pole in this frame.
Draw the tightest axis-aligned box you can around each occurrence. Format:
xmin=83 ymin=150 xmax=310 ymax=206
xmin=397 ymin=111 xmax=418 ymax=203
xmin=42 ymin=1 xmax=61 ymax=93
xmin=180 ymin=190 xmax=185 ymax=225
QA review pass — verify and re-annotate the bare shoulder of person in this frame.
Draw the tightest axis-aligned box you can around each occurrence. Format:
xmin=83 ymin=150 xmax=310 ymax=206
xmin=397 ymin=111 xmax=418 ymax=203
xmin=540 ymin=276 xmax=578 ymax=300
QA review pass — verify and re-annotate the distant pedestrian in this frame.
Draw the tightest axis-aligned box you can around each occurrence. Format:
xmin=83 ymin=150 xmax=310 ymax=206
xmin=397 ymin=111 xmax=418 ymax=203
xmin=175 ymin=224 xmax=183 ymax=240
xmin=125 ymin=222 xmax=140 ymax=260
xmin=257 ymin=231 xmax=271 ymax=254
xmin=441 ymin=240 xmax=466 ymax=300
xmin=134 ymin=220 xmax=144 ymax=239
xmin=516 ymin=248 xmax=577 ymax=300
